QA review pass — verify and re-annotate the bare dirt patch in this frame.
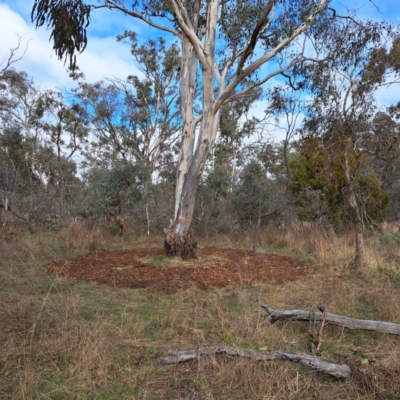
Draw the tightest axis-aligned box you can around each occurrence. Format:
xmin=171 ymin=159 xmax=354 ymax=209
xmin=46 ymin=247 xmax=309 ymax=294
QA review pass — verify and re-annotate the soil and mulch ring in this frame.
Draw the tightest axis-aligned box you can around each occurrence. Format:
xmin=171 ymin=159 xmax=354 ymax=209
xmin=46 ymin=247 xmax=309 ymax=294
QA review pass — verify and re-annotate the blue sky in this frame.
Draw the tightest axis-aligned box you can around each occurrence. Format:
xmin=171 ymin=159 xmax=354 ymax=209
xmin=1 ymin=0 xmax=399 ymax=140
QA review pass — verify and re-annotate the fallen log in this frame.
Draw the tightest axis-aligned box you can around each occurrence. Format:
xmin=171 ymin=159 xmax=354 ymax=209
xmin=261 ymin=304 xmax=400 ymax=336
xmin=158 ymin=345 xmax=350 ymax=379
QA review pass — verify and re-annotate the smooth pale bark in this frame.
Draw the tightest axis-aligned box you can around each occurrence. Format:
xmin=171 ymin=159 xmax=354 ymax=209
xmin=164 ymin=15 xmax=200 ymax=258
xmin=159 ymin=0 xmax=329 ymax=259
xmin=158 ymin=346 xmax=351 ymax=379
xmin=261 ymin=304 xmax=400 ymax=336
xmin=165 ymin=0 xmax=220 ymax=258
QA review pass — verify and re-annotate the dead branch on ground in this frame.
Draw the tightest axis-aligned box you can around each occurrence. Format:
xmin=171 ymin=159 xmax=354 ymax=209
xmin=261 ymin=304 xmax=400 ymax=336
xmin=158 ymin=345 xmax=351 ymax=379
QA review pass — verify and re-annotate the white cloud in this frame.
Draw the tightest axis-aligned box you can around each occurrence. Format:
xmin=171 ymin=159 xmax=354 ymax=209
xmin=0 ymin=3 xmax=141 ymax=91
xmin=375 ymin=82 xmax=400 ymax=108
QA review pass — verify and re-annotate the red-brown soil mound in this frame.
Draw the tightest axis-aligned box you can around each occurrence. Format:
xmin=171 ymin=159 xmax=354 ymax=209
xmin=46 ymin=247 xmax=308 ymax=294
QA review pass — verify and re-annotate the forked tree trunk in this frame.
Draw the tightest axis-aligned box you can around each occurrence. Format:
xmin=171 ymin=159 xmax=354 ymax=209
xmin=165 ymin=2 xmax=220 ymax=259
xmin=162 ymin=0 xmax=328 ymax=260
xmin=164 ymin=33 xmax=199 ymax=259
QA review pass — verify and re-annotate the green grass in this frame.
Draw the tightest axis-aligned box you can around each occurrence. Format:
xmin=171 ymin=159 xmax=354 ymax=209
xmin=146 ymin=254 xmax=170 ymax=267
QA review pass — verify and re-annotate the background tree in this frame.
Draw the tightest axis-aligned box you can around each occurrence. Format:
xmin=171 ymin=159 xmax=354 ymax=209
xmin=83 ymin=160 xmax=149 ymax=236
xmin=290 ymin=136 xmax=389 ymax=231
xmin=0 ymin=69 xmax=86 ymax=228
xmin=0 ymin=35 xmax=29 ymax=77
xmin=293 ymin=19 xmax=400 ymax=269
xmin=237 ymin=161 xmax=283 ymax=252
xmin=378 ymin=108 xmax=400 ymax=221
xmin=32 ymin=0 xmax=332 ymax=259
xmin=195 ymin=165 xmax=232 ymax=238
xmin=0 ymin=69 xmax=50 ymax=225
xmin=37 ymin=91 xmax=88 ymax=225
xmin=73 ymin=35 xmax=181 ymax=175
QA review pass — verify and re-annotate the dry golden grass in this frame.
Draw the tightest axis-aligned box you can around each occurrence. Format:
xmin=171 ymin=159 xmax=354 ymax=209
xmin=1 ymin=223 xmax=400 ymax=399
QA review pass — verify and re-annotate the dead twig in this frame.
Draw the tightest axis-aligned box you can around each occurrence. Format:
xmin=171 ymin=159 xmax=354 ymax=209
xmin=316 ymin=306 xmax=328 ymax=353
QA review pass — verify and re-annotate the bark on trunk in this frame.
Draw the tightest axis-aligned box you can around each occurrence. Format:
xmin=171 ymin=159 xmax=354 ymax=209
xmin=164 ymin=2 xmax=220 ymax=259
xmin=343 ymin=140 xmax=364 ymax=270
xmin=165 ymin=227 xmax=197 ymax=260
xmin=164 ymin=33 xmax=199 ymax=259
xmin=353 ymin=219 xmax=364 ymax=270
xmin=253 ymin=191 xmax=263 ymax=254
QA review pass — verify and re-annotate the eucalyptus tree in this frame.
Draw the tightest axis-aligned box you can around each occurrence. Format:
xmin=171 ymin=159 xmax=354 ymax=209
xmin=367 ymin=111 xmax=400 ymax=222
xmin=232 ymin=161 xmax=282 ymax=253
xmin=295 ymin=20 xmax=400 ymax=270
xmin=72 ymin=35 xmax=181 ymax=174
xmin=37 ymin=92 xmax=88 ymax=224
xmin=214 ymin=89 xmax=266 ymax=178
xmin=0 ymin=70 xmax=48 ymax=221
xmin=33 ymin=0 xmax=333 ymax=258
xmin=0 ymin=69 xmax=87 ymax=226
xmin=84 ymin=160 xmax=149 ymax=235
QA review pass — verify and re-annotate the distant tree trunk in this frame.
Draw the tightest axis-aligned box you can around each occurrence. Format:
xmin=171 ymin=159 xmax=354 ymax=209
xmin=145 ymin=201 xmax=150 ymax=236
xmin=253 ymin=189 xmax=263 ymax=254
xmin=343 ymin=140 xmax=364 ymax=270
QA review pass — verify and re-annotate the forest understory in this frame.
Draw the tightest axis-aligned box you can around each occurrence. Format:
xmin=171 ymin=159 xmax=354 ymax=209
xmin=1 ymin=222 xmax=400 ymax=399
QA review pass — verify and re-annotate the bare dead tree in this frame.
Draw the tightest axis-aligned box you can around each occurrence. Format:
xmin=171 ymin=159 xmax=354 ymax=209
xmin=0 ymin=35 xmax=29 ymax=77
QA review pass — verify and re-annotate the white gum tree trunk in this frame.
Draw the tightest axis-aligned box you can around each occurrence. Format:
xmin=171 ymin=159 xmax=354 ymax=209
xmin=165 ymin=0 xmax=221 ymax=258
xmin=163 ymin=0 xmax=329 ymax=259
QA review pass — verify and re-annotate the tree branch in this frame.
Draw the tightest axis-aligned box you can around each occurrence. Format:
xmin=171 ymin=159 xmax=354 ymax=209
xmin=261 ymin=304 xmax=400 ymax=336
xmin=236 ymin=0 xmax=275 ymax=74
xmin=0 ymin=203 xmax=27 ymax=222
xmin=222 ymin=56 xmax=308 ymax=108
xmin=104 ymin=0 xmax=180 ymax=36
xmin=158 ymin=346 xmax=351 ymax=379
xmin=215 ymin=0 xmax=329 ymax=111
xmin=166 ymin=0 xmax=209 ymax=69
xmin=0 ymin=35 xmax=30 ymax=76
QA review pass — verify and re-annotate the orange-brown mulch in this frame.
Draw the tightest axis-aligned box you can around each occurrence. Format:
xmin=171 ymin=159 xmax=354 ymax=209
xmin=46 ymin=247 xmax=309 ymax=294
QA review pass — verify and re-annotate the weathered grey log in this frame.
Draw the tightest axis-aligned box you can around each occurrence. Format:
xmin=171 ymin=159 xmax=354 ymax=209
xmin=261 ymin=304 xmax=400 ymax=336
xmin=158 ymin=345 xmax=350 ymax=379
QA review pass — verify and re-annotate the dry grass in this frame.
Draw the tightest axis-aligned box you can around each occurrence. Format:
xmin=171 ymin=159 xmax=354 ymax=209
xmin=1 ymin=223 xmax=400 ymax=399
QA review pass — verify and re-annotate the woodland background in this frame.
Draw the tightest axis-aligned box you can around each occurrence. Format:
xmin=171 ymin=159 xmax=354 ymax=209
xmin=2 ymin=1 xmax=400 ymax=398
